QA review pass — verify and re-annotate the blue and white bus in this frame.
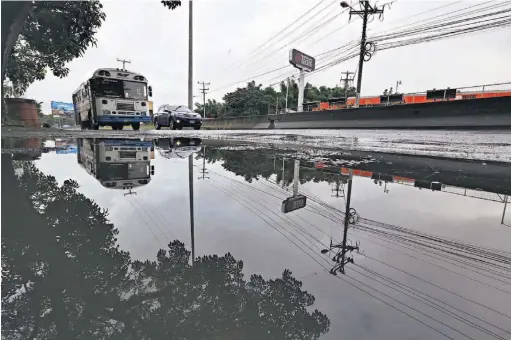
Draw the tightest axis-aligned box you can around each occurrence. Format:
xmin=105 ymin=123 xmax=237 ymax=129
xmin=72 ymin=68 xmax=153 ymax=131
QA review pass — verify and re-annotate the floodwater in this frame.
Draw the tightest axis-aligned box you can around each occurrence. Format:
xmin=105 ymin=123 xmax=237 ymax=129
xmin=2 ymin=136 xmax=511 ymax=340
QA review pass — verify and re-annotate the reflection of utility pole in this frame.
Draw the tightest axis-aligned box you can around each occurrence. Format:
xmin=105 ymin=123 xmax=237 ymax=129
xmin=281 ymin=157 xmax=286 ymax=189
xmin=384 ymin=181 xmax=389 ymax=193
xmin=340 ymin=1 xmax=386 ymax=108
xmin=188 ymin=154 xmax=195 ymax=264
xmin=123 ymin=187 xmax=137 ymax=196
xmin=502 ymin=195 xmax=509 ymax=225
xmin=116 ymin=58 xmax=131 ymax=70
xmin=197 ymin=146 xmax=209 ymax=180
xmin=322 ymin=171 xmax=359 ymax=275
xmin=292 ymin=159 xmax=299 ymax=196
xmin=331 ymin=178 xmax=346 ymax=198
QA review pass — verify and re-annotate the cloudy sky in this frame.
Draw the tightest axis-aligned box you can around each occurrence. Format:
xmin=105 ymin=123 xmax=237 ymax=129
xmin=25 ymin=0 xmax=511 ymax=113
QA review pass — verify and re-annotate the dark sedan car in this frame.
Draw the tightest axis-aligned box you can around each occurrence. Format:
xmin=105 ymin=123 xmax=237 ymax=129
xmin=154 ymin=105 xmax=202 ymax=130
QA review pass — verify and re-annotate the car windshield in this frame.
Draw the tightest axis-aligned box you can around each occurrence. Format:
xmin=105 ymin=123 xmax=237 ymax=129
xmin=174 ymin=106 xmax=193 ymax=113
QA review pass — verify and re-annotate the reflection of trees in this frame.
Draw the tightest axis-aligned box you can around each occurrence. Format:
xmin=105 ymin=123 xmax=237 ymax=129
xmin=201 ymin=147 xmax=343 ymax=186
xmin=1 ymin=155 xmax=329 ymax=339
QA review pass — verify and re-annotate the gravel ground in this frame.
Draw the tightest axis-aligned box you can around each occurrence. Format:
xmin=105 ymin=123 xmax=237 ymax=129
xmin=3 ymin=127 xmax=510 ymax=162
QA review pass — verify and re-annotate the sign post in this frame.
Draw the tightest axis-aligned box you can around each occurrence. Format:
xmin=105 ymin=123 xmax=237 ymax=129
xmin=289 ymin=49 xmax=315 ymax=113
xmin=282 ymin=159 xmax=307 ymax=213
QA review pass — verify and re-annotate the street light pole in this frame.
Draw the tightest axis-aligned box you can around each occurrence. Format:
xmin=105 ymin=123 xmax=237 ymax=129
xmin=188 ymin=0 xmax=193 ymax=109
xmin=396 ymin=80 xmax=402 ymax=93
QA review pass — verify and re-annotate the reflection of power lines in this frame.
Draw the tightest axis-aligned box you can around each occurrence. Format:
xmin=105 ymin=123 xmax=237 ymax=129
xmin=200 ymin=164 xmax=511 ymax=338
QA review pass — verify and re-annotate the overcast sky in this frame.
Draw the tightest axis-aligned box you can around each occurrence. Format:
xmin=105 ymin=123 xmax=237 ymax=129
xmin=24 ymin=0 xmax=511 ymax=114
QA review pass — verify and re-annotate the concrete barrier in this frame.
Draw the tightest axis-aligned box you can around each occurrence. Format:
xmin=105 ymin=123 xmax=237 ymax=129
xmin=203 ymin=96 xmax=511 ymax=129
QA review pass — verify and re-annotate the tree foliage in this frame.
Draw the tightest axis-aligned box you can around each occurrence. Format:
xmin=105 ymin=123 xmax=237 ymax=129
xmin=194 ymin=98 xmax=225 ymax=118
xmin=1 ymin=156 xmax=330 ymax=339
xmin=4 ymin=1 xmax=106 ymax=94
xmin=200 ymin=147 xmax=345 ymax=186
xmin=210 ymin=80 xmax=356 ymax=117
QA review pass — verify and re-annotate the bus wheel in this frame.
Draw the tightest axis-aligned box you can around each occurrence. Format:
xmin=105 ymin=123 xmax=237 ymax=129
xmin=117 ymin=124 xmax=124 ymax=131
xmin=131 ymin=122 xmax=140 ymax=131
xmin=112 ymin=125 xmax=118 ymax=130
xmin=92 ymin=123 xmax=99 ymax=130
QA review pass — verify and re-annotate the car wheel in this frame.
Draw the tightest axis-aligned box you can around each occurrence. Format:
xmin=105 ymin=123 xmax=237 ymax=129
xmin=194 ymin=126 xmax=201 ymax=130
xmin=154 ymin=119 xmax=161 ymax=130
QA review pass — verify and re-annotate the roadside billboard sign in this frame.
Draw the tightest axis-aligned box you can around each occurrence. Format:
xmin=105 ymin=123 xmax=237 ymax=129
xmin=51 ymin=101 xmax=74 ymax=116
xmin=289 ymin=49 xmax=315 ymax=72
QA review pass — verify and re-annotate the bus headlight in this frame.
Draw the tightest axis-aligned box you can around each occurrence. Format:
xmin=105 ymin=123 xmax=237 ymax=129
xmin=103 ymin=110 xmax=111 ymax=114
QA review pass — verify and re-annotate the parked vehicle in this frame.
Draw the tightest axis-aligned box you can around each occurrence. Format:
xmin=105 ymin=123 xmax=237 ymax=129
xmin=154 ymin=105 xmax=202 ymax=130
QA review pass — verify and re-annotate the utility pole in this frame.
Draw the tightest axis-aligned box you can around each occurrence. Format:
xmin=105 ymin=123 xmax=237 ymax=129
xmin=340 ymin=71 xmax=355 ymax=98
xmin=116 ymin=58 xmax=131 ymax=70
xmin=197 ymin=146 xmax=209 ymax=180
xmin=341 ymin=1 xmax=386 ymax=108
xmin=188 ymin=0 xmax=193 ymax=109
xmin=275 ymin=96 xmax=279 ymax=114
xmin=197 ymin=81 xmax=210 ymax=117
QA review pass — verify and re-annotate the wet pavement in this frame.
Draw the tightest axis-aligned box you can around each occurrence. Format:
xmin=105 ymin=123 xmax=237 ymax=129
xmin=2 ymin=136 xmax=511 ymax=340
xmin=3 ymin=128 xmax=511 ymax=162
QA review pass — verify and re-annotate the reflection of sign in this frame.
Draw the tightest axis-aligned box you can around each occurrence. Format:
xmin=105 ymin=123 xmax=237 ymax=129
xmin=289 ymin=49 xmax=315 ymax=72
xmin=51 ymin=101 xmax=74 ymax=116
xmin=281 ymin=195 xmax=307 ymax=213
xmin=315 ymin=162 xmax=326 ymax=169
xmin=341 ymin=167 xmax=373 ymax=178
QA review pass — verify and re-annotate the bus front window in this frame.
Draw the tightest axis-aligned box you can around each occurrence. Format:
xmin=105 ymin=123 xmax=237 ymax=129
xmin=124 ymin=81 xmax=147 ymax=100
xmin=95 ymin=78 xmax=123 ymax=98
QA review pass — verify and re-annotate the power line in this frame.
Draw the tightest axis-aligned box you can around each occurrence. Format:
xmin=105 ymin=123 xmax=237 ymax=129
xmin=223 ymin=0 xmax=328 ymax=72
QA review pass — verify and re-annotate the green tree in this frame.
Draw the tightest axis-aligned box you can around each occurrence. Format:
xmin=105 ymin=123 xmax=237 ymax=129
xmin=2 ymin=156 xmax=330 ymax=339
xmin=223 ymin=81 xmax=271 ymax=116
xmin=3 ymin=1 xmax=106 ymax=95
xmin=194 ymin=98 xmax=225 ymax=118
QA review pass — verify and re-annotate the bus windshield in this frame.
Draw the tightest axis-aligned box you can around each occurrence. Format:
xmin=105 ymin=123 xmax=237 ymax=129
xmin=94 ymin=78 xmax=147 ymax=100
xmin=95 ymin=78 xmax=123 ymax=98
xmin=98 ymin=162 xmax=148 ymax=180
xmin=124 ymin=81 xmax=147 ymax=100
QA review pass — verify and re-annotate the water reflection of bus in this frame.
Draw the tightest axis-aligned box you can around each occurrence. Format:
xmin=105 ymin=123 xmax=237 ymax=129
xmin=154 ymin=137 xmax=202 ymax=159
xmin=77 ymin=138 xmax=154 ymax=190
